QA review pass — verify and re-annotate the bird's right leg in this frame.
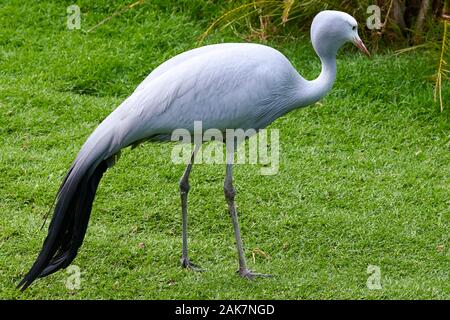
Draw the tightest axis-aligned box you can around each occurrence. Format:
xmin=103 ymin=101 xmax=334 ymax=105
xmin=180 ymin=144 xmax=202 ymax=271
xmin=224 ymin=149 xmax=271 ymax=280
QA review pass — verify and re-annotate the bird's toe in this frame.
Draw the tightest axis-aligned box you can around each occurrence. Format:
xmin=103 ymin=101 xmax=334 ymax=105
xmin=237 ymin=268 xmax=272 ymax=280
xmin=180 ymin=257 xmax=204 ymax=272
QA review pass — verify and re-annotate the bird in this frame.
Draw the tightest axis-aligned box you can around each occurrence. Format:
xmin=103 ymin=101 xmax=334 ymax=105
xmin=18 ymin=10 xmax=369 ymax=290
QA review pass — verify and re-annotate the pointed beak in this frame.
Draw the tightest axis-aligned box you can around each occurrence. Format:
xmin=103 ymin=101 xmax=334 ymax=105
xmin=353 ymin=37 xmax=370 ymax=57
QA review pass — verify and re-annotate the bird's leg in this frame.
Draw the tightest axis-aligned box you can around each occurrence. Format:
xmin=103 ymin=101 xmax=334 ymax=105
xmin=224 ymin=157 xmax=271 ymax=280
xmin=180 ymin=144 xmax=203 ymax=271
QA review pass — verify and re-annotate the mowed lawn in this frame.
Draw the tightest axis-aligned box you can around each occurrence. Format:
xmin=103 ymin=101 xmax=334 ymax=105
xmin=0 ymin=0 xmax=448 ymax=299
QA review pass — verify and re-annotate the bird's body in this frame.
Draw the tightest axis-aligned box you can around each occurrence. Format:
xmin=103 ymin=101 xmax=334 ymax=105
xmin=19 ymin=11 xmax=369 ymax=290
xmin=97 ymin=44 xmax=309 ymax=152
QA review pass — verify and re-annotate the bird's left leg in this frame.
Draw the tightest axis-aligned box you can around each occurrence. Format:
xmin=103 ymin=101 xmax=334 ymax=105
xmin=224 ymin=151 xmax=271 ymax=280
xmin=180 ymin=144 xmax=203 ymax=271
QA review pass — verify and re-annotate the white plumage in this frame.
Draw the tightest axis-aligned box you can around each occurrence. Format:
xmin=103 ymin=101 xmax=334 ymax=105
xmin=19 ymin=10 xmax=369 ymax=290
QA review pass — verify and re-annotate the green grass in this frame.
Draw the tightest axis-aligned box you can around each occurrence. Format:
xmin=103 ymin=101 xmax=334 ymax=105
xmin=0 ymin=0 xmax=449 ymax=299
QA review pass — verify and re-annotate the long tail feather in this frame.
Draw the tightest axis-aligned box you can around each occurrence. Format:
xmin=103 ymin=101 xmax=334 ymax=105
xmin=18 ymin=131 xmax=117 ymax=291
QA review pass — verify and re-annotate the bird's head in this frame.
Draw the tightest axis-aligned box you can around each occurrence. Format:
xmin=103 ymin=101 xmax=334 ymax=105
xmin=311 ymin=10 xmax=370 ymax=59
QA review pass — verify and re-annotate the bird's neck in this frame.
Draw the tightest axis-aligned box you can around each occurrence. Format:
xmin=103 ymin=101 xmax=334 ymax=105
xmin=298 ymin=54 xmax=337 ymax=107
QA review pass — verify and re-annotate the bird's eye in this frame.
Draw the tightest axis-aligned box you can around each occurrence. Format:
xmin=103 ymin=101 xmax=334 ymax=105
xmin=352 ymin=26 xmax=356 ymax=31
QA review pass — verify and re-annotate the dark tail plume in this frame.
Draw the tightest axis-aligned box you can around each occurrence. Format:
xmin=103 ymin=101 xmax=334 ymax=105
xmin=18 ymin=131 xmax=118 ymax=291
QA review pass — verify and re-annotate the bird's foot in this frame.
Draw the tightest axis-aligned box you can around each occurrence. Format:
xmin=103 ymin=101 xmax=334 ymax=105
xmin=237 ymin=268 xmax=272 ymax=280
xmin=180 ymin=257 xmax=204 ymax=272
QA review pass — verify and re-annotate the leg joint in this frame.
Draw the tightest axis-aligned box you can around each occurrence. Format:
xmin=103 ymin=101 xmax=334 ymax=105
xmin=224 ymin=181 xmax=236 ymax=200
xmin=179 ymin=179 xmax=190 ymax=194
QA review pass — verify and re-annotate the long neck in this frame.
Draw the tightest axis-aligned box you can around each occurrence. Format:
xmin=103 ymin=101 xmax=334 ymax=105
xmin=300 ymin=54 xmax=337 ymax=106
xmin=258 ymin=48 xmax=338 ymax=127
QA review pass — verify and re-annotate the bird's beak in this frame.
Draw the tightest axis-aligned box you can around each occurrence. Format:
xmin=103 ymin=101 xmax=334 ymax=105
xmin=353 ymin=36 xmax=370 ymax=57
